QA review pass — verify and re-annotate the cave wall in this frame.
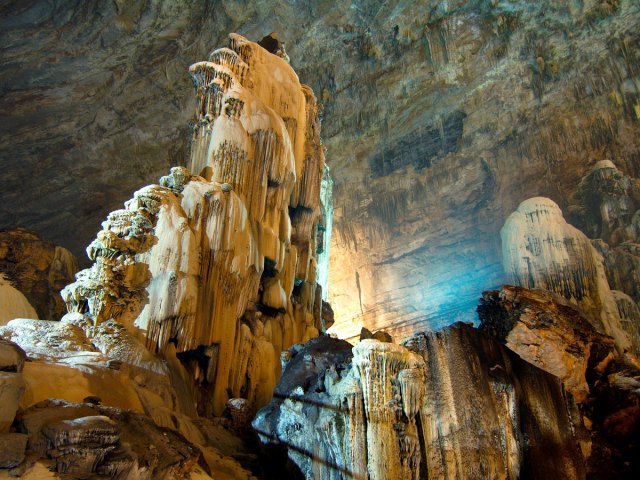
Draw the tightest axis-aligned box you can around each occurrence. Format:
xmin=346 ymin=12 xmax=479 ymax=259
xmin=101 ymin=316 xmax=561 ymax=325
xmin=1 ymin=0 xmax=640 ymax=340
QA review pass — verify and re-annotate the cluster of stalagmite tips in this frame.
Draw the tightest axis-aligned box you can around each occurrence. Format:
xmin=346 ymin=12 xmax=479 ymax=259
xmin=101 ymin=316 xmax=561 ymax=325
xmin=60 ymin=33 xmax=333 ymax=416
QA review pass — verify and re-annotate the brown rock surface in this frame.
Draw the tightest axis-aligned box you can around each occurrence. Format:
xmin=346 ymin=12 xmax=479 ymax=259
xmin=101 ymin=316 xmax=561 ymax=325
xmin=478 ymin=285 xmax=615 ymax=402
xmin=2 ymin=2 xmax=639 ymax=339
xmin=478 ymin=285 xmax=640 ymax=478
xmin=14 ymin=399 xmax=202 ymax=479
xmin=0 ymin=228 xmax=78 ymax=321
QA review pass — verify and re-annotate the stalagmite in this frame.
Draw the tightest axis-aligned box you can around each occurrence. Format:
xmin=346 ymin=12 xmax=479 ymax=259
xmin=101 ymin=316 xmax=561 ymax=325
xmin=0 ymin=275 xmax=38 ymax=325
xmin=501 ymin=197 xmax=633 ymax=355
xmin=352 ymin=340 xmax=425 ymax=480
xmin=254 ymin=324 xmax=587 ymax=480
xmin=60 ymin=34 xmax=332 ymax=416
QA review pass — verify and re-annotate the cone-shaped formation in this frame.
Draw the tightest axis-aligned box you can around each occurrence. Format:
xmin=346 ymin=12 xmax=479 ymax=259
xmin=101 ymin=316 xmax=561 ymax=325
xmin=501 ymin=197 xmax=633 ymax=355
xmin=61 ymin=34 xmax=332 ymax=416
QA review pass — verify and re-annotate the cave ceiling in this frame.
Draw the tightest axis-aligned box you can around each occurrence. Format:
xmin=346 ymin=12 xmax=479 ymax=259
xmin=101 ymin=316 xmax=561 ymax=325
xmin=1 ymin=0 xmax=639 ymax=339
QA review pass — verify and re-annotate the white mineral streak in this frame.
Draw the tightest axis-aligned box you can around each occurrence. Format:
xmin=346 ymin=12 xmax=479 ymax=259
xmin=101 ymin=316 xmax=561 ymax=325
xmin=62 ymin=34 xmax=332 ymax=415
xmin=352 ymin=340 xmax=425 ymax=480
xmin=501 ymin=197 xmax=632 ymax=354
xmin=612 ymin=290 xmax=640 ymax=358
xmin=317 ymin=166 xmax=333 ymax=300
xmin=0 ymin=274 xmax=38 ymax=325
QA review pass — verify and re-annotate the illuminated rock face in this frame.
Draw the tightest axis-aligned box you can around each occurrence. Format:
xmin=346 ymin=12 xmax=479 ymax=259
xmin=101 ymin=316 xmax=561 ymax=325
xmin=478 ymin=286 xmax=616 ymax=403
xmin=253 ymin=324 xmax=587 ymax=480
xmin=61 ymin=35 xmax=331 ymax=416
xmin=501 ymin=197 xmax=634 ymax=355
xmin=0 ymin=275 xmax=37 ymax=326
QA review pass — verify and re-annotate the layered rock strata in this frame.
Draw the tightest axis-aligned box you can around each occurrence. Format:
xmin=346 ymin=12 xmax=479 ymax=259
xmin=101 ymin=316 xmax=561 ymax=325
xmin=501 ymin=197 xmax=635 ymax=355
xmin=253 ymin=324 xmax=587 ymax=480
xmin=60 ymin=34 xmax=331 ymax=417
xmin=0 ymin=228 xmax=78 ymax=321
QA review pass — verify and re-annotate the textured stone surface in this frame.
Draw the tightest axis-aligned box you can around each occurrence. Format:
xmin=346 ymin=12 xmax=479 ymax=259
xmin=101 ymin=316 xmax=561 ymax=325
xmin=59 ymin=34 xmax=330 ymax=416
xmin=2 ymin=2 xmax=639 ymax=339
xmin=253 ymin=324 xmax=587 ymax=480
xmin=15 ymin=399 xmax=202 ymax=479
xmin=478 ymin=286 xmax=640 ymax=479
xmin=478 ymin=285 xmax=615 ymax=402
xmin=0 ymin=337 xmax=26 ymax=373
xmin=0 ymin=432 xmax=28 ymax=469
xmin=501 ymin=197 xmax=635 ymax=355
xmin=0 ymin=228 xmax=78 ymax=321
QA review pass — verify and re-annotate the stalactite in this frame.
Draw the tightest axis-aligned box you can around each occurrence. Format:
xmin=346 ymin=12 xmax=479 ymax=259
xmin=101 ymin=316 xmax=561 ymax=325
xmin=352 ymin=340 xmax=425 ymax=480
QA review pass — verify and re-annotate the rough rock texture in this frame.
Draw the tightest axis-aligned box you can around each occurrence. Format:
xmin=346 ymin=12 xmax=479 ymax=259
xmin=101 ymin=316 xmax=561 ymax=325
xmin=570 ymin=160 xmax=640 ymax=246
xmin=2 ymin=2 xmax=639 ymax=340
xmin=13 ymin=399 xmax=201 ymax=479
xmin=253 ymin=324 xmax=587 ymax=480
xmin=501 ymin=196 xmax=634 ymax=355
xmin=0 ymin=338 xmax=26 ymax=373
xmin=0 ymin=228 xmax=78 ymax=321
xmin=59 ymin=35 xmax=330 ymax=417
xmin=478 ymin=285 xmax=640 ymax=479
xmin=0 ymin=317 xmax=261 ymax=479
xmin=478 ymin=286 xmax=615 ymax=402
xmin=0 ymin=432 xmax=28 ymax=469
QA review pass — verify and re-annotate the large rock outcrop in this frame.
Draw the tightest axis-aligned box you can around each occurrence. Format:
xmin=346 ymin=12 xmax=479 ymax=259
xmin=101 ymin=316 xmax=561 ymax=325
xmin=478 ymin=285 xmax=640 ymax=478
xmin=60 ymin=35 xmax=331 ymax=416
xmin=253 ymin=324 xmax=587 ymax=480
xmin=501 ymin=197 xmax=635 ymax=355
xmin=478 ymin=286 xmax=616 ymax=403
xmin=0 ymin=228 xmax=78 ymax=321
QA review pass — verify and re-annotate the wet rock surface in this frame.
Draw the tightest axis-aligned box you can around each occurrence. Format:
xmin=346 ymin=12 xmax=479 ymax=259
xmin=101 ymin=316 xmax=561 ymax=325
xmin=253 ymin=324 xmax=587 ymax=479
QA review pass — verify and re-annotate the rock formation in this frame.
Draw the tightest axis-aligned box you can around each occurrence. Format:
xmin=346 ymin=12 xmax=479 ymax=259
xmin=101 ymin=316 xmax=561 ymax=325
xmin=478 ymin=286 xmax=615 ymax=402
xmin=566 ymin=160 xmax=640 ymax=356
xmin=478 ymin=285 xmax=640 ymax=478
xmin=0 ymin=228 xmax=78 ymax=321
xmin=0 ymin=275 xmax=37 ymax=326
xmin=56 ymin=34 xmax=331 ymax=418
xmin=254 ymin=324 xmax=587 ymax=479
xmin=501 ymin=197 xmax=635 ymax=355
xmin=0 ymin=33 xmax=332 ymax=479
